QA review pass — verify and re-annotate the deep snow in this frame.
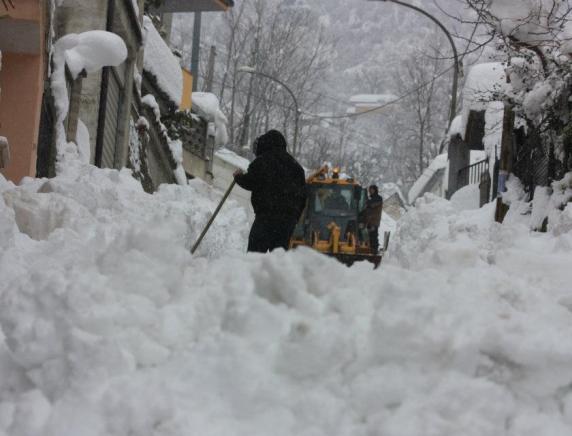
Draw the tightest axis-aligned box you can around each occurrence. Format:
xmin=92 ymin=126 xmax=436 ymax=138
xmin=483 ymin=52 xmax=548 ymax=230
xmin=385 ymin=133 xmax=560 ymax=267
xmin=1 ymin=164 xmax=572 ymax=436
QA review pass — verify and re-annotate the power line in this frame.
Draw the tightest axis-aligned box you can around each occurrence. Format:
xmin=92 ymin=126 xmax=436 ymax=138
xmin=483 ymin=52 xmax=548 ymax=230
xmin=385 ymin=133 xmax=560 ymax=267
xmin=303 ymin=64 xmax=455 ymax=120
xmin=198 ymin=58 xmax=453 ymax=128
xmin=199 ymin=74 xmax=391 ymax=147
xmin=197 ymin=68 xmax=449 ymax=151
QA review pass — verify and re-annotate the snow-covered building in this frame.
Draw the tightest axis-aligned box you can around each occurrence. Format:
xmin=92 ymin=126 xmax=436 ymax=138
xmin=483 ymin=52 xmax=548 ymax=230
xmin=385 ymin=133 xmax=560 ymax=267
xmin=1 ymin=0 xmax=233 ymax=193
xmin=135 ymin=9 xmax=233 ymax=190
xmin=443 ymin=63 xmax=506 ymax=204
xmin=0 ymin=0 xmax=51 ymax=183
xmin=0 ymin=0 xmax=146 ymax=182
xmin=51 ymin=0 xmax=144 ymax=172
xmin=446 ymin=59 xmax=572 ymax=215
xmin=136 ymin=15 xmax=186 ymax=190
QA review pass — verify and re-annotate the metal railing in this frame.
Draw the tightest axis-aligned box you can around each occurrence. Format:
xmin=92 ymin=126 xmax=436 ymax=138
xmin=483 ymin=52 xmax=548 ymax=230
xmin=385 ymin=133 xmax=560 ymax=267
xmin=458 ymin=158 xmax=489 ymax=186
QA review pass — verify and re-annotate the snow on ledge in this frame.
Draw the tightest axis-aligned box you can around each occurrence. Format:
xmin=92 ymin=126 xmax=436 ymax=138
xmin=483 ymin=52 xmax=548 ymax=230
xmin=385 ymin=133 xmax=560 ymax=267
xmin=143 ymin=16 xmax=183 ymax=107
xmin=448 ymin=115 xmax=464 ymax=138
xmin=408 ymin=154 xmax=448 ymax=204
xmin=461 ymin=62 xmax=506 ymax=137
xmin=192 ymin=92 xmax=229 ymax=146
xmin=60 ymin=31 xmax=127 ymax=79
xmin=349 ymin=94 xmax=397 ymax=104
xmin=51 ymin=31 xmax=127 ymax=173
xmin=215 ymin=148 xmax=250 ymax=171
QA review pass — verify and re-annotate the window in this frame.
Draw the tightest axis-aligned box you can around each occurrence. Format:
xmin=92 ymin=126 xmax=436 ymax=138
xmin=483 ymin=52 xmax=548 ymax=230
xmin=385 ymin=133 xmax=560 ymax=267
xmin=312 ymin=185 xmax=355 ymax=214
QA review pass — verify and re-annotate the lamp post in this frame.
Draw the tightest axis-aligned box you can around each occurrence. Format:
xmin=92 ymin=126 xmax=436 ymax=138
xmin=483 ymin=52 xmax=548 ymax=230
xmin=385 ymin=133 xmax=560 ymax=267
xmin=237 ymin=66 xmax=300 ymax=157
xmin=368 ymin=0 xmax=460 ymax=128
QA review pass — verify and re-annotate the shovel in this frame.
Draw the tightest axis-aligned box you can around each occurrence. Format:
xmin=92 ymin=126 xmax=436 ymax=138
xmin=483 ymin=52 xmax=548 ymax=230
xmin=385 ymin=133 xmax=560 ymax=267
xmin=190 ymin=180 xmax=237 ymax=255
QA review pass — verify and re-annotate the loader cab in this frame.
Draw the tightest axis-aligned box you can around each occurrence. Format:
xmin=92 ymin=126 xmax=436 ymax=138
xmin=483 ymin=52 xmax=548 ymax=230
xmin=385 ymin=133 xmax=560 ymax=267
xmin=293 ymin=169 xmax=367 ymax=246
xmin=305 ymin=183 xmax=361 ymax=242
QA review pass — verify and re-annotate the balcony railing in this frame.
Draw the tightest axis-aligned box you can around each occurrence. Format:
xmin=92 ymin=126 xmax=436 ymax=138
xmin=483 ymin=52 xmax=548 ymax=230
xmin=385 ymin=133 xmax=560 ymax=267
xmin=458 ymin=158 xmax=489 ymax=186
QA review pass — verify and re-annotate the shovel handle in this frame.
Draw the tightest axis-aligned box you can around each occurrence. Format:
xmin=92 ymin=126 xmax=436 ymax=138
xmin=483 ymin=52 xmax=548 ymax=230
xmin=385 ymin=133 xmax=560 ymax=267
xmin=190 ymin=180 xmax=237 ymax=255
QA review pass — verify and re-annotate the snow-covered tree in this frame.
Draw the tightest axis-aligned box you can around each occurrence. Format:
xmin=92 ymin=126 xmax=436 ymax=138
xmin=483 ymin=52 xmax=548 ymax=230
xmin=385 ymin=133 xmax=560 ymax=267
xmin=462 ymin=0 xmax=572 ymax=181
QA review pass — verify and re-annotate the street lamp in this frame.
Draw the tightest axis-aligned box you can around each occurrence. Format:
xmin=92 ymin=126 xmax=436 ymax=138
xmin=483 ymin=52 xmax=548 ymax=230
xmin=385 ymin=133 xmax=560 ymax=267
xmin=368 ymin=0 xmax=460 ymax=130
xmin=237 ymin=66 xmax=301 ymax=157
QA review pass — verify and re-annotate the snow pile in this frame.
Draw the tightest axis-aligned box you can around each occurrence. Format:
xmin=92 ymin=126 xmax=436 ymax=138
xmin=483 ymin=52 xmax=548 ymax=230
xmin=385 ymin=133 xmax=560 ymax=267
xmin=1 ymin=162 xmax=572 ymax=435
xmin=143 ymin=16 xmax=183 ymax=107
xmin=504 ymin=172 xmax=572 ymax=232
xmin=192 ymin=92 xmax=229 ymax=146
xmin=450 ymin=184 xmax=481 ymax=211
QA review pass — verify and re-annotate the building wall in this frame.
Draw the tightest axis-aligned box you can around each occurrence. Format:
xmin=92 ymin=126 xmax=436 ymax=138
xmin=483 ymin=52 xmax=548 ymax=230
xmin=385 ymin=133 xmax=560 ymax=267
xmin=0 ymin=0 xmax=45 ymax=183
xmin=183 ymin=149 xmax=209 ymax=180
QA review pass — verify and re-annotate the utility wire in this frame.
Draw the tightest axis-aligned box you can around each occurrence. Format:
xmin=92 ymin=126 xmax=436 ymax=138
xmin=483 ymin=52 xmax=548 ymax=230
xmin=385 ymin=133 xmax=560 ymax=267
xmin=199 ymin=74 xmax=393 ymax=147
xmin=198 ymin=67 xmax=448 ymax=150
xmin=302 ymin=64 xmax=455 ymax=120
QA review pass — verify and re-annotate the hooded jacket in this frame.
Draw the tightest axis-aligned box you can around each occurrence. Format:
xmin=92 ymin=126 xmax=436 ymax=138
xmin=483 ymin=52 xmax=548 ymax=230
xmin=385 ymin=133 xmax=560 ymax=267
xmin=235 ymin=130 xmax=306 ymax=220
xmin=362 ymin=193 xmax=383 ymax=228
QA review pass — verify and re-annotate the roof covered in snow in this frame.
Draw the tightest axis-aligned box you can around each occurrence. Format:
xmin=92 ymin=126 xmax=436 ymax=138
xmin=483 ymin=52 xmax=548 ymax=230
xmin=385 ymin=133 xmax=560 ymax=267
xmin=349 ymin=94 xmax=397 ymax=105
xmin=463 ymin=63 xmax=506 ymax=108
xmin=461 ymin=62 xmax=506 ymax=136
xmin=143 ymin=16 xmax=183 ymax=107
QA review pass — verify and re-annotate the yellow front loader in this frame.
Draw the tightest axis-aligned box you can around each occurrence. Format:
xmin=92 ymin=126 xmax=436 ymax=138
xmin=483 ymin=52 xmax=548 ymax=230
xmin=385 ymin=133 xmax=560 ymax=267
xmin=289 ymin=166 xmax=388 ymax=268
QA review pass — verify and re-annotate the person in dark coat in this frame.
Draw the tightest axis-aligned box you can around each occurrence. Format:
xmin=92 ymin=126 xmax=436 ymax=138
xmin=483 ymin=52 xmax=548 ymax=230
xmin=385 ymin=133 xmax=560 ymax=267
xmin=360 ymin=185 xmax=383 ymax=253
xmin=233 ymin=130 xmax=306 ymax=253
